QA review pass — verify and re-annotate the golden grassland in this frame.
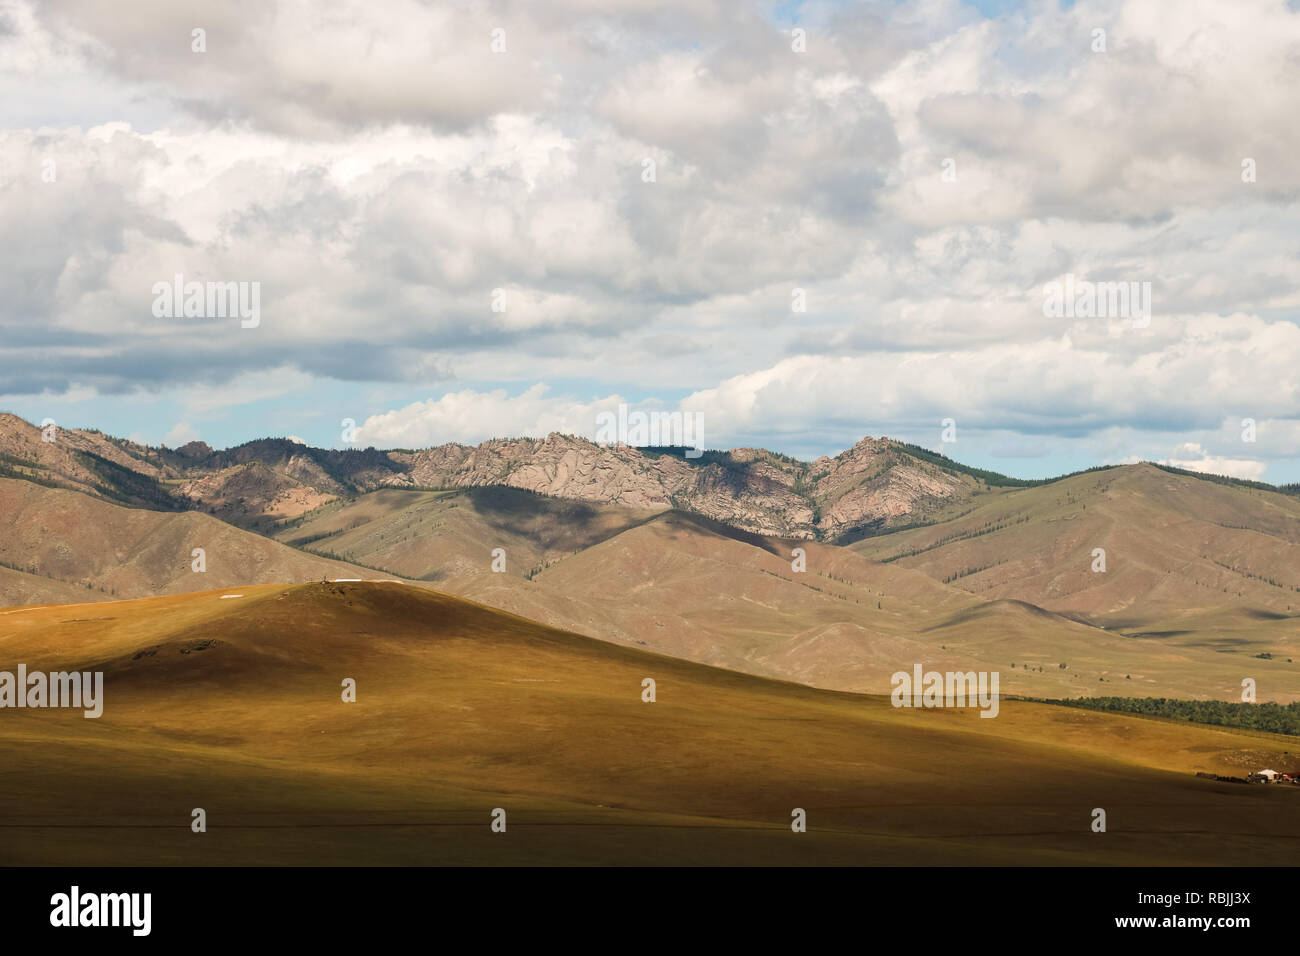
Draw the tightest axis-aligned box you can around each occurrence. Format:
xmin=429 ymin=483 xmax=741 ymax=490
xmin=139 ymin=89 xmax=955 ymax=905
xmin=1 ymin=582 xmax=1298 ymax=865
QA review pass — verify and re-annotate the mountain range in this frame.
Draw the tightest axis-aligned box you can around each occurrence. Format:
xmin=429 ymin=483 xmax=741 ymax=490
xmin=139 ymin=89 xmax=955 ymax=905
xmin=4 ymin=411 xmax=1299 ymax=703
xmin=5 ymin=411 xmax=1300 ymax=865
xmin=0 ymin=412 xmax=1106 ymax=538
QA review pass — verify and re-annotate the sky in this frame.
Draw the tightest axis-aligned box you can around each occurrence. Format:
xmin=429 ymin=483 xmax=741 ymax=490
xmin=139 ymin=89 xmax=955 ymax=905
xmin=1 ymin=0 xmax=1298 ymax=482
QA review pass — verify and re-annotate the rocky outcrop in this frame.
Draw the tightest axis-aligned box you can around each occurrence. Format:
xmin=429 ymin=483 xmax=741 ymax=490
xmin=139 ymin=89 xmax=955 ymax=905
xmin=385 ymin=433 xmax=973 ymax=540
xmin=809 ymin=437 xmax=973 ymax=538
xmin=0 ymin=413 xmax=980 ymax=541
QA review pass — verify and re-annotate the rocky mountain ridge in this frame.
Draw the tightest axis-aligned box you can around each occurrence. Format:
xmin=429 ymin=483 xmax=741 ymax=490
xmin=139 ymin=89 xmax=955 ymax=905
xmin=0 ymin=412 xmax=1070 ymax=540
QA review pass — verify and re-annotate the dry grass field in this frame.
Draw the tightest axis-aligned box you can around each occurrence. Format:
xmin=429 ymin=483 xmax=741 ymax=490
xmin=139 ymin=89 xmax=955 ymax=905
xmin=1 ymin=582 xmax=1296 ymax=865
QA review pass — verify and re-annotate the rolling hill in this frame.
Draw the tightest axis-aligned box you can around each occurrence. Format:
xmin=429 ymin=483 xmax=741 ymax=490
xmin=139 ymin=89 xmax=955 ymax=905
xmin=7 ymin=410 xmax=1300 ymax=706
xmin=274 ymin=485 xmax=664 ymax=582
xmin=1 ymin=582 xmax=1297 ymax=865
xmin=7 ymin=458 xmax=1299 ymax=704
xmin=478 ymin=510 xmax=1300 ymax=701
xmin=851 ymin=463 xmax=1300 ymax=640
xmin=265 ymin=484 xmax=1300 ymax=701
xmin=0 ymin=477 xmax=382 ymax=605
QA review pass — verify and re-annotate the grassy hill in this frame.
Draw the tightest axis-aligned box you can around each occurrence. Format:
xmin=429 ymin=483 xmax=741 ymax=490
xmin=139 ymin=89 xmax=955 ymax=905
xmin=0 ymin=478 xmax=383 ymax=606
xmin=1 ymin=581 xmax=1298 ymax=865
xmin=851 ymin=463 xmax=1300 ymax=655
xmin=276 ymin=498 xmax=1300 ymax=702
xmin=274 ymin=485 xmax=663 ymax=582
xmin=10 ymin=466 xmax=1299 ymax=704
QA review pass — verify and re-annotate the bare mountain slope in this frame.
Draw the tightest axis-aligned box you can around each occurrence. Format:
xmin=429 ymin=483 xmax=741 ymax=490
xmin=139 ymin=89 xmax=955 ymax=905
xmin=436 ymin=510 xmax=1298 ymax=701
xmin=0 ymin=478 xmax=380 ymax=606
xmin=0 ymin=412 xmax=179 ymax=509
xmin=274 ymin=485 xmax=664 ymax=582
xmin=851 ymin=463 xmax=1300 ymax=629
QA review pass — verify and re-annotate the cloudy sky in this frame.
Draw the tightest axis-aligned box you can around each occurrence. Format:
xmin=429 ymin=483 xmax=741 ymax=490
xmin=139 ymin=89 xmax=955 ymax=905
xmin=2 ymin=0 xmax=1298 ymax=482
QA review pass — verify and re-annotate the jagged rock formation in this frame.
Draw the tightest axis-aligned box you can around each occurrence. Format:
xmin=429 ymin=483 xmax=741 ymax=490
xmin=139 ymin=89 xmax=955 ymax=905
xmin=0 ymin=412 xmax=990 ymax=540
